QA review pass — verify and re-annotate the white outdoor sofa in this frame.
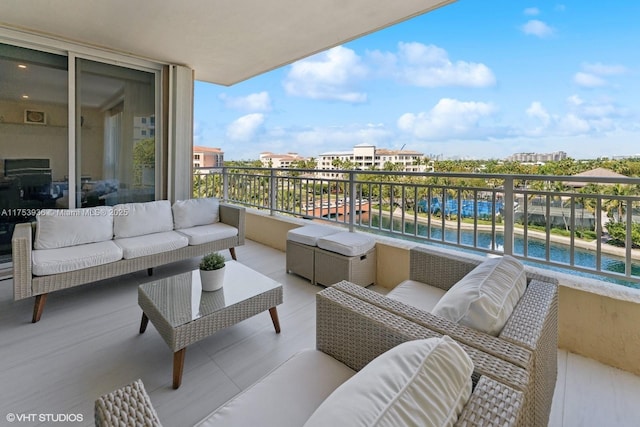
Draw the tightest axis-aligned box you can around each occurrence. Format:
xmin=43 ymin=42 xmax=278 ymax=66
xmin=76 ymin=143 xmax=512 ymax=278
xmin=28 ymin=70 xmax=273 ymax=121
xmin=11 ymin=198 xmax=245 ymax=323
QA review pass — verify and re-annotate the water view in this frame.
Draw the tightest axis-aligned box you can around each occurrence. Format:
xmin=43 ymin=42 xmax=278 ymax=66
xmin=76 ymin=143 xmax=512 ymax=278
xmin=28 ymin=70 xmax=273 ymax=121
xmin=369 ymin=214 xmax=640 ymax=289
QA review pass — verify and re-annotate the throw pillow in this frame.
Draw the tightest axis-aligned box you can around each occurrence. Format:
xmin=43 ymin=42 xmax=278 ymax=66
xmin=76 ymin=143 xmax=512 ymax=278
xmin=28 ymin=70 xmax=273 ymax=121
xmin=172 ymin=197 xmax=220 ymax=229
xmin=113 ymin=200 xmax=174 ymax=239
xmin=34 ymin=207 xmax=114 ymax=249
xmin=431 ymin=255 xmax=527 ymax=336
xmin=304 ymin=336 xmax=473 ymax=427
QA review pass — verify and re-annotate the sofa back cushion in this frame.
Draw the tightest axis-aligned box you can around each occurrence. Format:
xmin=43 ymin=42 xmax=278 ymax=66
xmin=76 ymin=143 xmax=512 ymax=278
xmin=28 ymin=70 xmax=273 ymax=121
xmin=113 ymin=200 xmax=173 ymax=239
xmin=304 ymin=336 xmax=473 ymax=427
xmin=432 ymin=255 xmax=527 ymax=336
xmin=34 ymin=207 xmax=114 ymax=250
xmin=172 ymin=197 xmax=219 ymax=230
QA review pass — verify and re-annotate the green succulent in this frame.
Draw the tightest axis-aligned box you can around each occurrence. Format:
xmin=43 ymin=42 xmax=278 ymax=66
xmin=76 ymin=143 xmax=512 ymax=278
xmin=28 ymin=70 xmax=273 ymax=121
xmin=199 ymin=252 xmax=226 ymax=271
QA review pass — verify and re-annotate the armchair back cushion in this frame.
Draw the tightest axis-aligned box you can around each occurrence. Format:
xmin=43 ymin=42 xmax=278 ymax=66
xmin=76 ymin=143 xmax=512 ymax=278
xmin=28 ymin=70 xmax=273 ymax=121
xmin=432 ymin=255 xmax=526 ymax=336
xmin=304 ymin=336 xmax=473 ymax=427
xmin=34 ymin=207 xmax=114 ymax=249
xmin=172 ymin=197 xmax=219 ymax=230
xmin=113 ymin=200 xmax=173 ymax=239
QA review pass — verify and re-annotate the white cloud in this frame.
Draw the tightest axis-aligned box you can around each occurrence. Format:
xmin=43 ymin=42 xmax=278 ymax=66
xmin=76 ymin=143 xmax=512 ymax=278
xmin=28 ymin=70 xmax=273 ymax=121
xmin=523 ymin=97 xmax=623 ymax=137
xmin=521 ymin=20 xmax=554 ymax=38
xmin=397 ymin=98 xmax=497 ymax=140
xmin=226 ymin=113 xmax=265 ymax=141
xmin=219 ymin=91 xmax=272 ymax=112
xmin=574 ymin=72 xmax=607 ymax=88
xmin=283 ymin=46 xmax=368 ymax=103
xmin=524 ymin=7 xmax=540 ymax=16
xmin=582 ymin=62 xmax=628 ymax=76
xmin=369 ymin=42 xmax=495 ymax=88
xmin=573 ymin=62 xmax=628 ymax=88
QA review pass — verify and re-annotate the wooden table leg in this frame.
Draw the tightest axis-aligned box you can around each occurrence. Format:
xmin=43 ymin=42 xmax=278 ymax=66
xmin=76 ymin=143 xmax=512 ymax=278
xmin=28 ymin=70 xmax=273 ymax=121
xmin=139 ymin=313 xmax=149 ymax=333
xmin=173 ymin=348 xmax=186 ymax=389
xmin=269 ymin=307 xmax=281 ymax=333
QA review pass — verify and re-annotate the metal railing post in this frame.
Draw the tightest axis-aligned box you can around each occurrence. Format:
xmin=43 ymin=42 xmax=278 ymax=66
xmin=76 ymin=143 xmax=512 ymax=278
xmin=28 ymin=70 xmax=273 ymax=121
xmin=502 ymin=176 xmax=514 ymax=256
xmin=222 ymin=167 xmax=229 ymax=202
xmin=349 ymin=171 xmax=356 ymax=232
xmin=270 ymin=169 xmax=277 ymax=216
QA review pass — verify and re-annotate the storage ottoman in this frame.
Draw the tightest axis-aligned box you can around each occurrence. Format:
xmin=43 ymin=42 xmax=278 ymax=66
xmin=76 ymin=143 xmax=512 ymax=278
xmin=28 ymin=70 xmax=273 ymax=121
xmin=286 ymin=224 xmax=343 ymax=283
xmin=314 ymin=231 xmax=376 ymax=287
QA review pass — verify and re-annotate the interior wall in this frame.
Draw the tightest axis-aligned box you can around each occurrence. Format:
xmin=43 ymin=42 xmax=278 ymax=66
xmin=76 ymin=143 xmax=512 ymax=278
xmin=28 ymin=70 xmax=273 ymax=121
xmin=0 ymin=100 xmax=68 ymax=179
xmin=0 ymin=99 xmax=104 ymax=180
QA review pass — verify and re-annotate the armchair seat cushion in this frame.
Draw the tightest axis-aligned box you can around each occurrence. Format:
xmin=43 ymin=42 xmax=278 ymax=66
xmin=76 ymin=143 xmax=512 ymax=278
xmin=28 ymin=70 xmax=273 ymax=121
xmin=387 ymin=279 xmax=447 ymax=313
xmin=196 ymin=349 xmax=355 ymax=427
xmin=32 ymin=241 xmax=123 ymax=276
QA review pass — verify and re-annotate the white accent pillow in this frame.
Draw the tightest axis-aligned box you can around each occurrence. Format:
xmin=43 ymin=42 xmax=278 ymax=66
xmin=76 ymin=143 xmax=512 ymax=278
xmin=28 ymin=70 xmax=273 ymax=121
xmin=34 ymin=207 xmax=114 ymax=250
xmin=172 ymin=197 xmax=220 ymax=230
xmin=113 ymin=200 xmax=174 ymax=239
xmin=304 ymin=337 xmax=473 ymax=427
xmin=432 ymin=255 xmax=527 ymax=336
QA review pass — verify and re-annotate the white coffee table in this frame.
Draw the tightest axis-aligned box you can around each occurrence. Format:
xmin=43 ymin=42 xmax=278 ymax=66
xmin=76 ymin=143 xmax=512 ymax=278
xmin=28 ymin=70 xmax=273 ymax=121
xmin=138 ymin=260 xmax=283 ymax=389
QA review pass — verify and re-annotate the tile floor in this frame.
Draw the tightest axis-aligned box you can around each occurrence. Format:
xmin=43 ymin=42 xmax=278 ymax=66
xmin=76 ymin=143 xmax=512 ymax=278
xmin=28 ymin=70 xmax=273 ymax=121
xmin=0 ymin=239 xmax=639 ymax=426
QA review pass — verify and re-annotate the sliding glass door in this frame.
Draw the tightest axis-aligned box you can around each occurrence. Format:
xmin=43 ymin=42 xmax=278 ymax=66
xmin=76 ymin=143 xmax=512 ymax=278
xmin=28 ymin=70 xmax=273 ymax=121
xmin=0 ymin=43 xmax=69 ymax=266
xmin=75 ymin=58 xmax=156 ymax=208
xmin=0 ymin=42 xmax=160 ymax=266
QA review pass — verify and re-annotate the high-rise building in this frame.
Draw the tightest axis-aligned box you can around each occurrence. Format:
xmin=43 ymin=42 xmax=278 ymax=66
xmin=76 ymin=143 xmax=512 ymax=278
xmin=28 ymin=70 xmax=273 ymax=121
xmin=506 ymin=151 xmax=567 ymax=163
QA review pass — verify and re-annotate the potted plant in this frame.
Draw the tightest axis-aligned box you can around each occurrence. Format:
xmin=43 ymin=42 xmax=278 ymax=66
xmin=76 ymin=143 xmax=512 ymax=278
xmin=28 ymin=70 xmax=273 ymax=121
xmin=199 ymin=252 xmax=226 ymax=291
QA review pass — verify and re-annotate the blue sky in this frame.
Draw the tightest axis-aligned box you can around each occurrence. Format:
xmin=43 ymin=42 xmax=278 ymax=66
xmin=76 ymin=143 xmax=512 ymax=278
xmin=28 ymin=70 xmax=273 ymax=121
xmin=194 ymin=1 xmax=640 ymax=161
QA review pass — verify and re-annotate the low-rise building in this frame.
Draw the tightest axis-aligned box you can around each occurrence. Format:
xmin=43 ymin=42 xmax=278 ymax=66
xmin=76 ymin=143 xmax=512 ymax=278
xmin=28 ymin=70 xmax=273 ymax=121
xmin=194 ymin=146 xmax=224 ymax=171
xmin=259 ymin=152 xmax=308 ymax=168
xmin=317 ymin=143 xmax=429 ymax=177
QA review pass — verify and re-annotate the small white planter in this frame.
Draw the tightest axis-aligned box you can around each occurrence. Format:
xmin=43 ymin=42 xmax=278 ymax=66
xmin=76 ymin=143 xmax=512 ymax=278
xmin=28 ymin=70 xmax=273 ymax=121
xmin=200 ymin=266 xmax=226 ymax=291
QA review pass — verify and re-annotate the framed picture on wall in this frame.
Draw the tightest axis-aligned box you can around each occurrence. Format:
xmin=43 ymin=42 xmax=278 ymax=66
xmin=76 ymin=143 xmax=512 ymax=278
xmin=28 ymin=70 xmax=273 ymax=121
xmin=24 ymin=109 xmax=46 ymax=125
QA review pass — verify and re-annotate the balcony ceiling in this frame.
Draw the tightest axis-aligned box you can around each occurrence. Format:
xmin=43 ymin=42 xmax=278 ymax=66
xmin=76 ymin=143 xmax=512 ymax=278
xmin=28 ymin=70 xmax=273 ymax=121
xmin=0 ymin=0 xmax=455 ymax=86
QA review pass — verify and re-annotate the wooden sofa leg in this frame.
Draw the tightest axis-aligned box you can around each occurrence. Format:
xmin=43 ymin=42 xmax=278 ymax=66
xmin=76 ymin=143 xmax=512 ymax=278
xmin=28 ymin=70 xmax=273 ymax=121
xmin=147 ymin=268 xmax=153 ymax=276
xmin=229 ymin=247 xmax=237 ymax=260
xmin=32 ymin=294 xmax=48 ymax=323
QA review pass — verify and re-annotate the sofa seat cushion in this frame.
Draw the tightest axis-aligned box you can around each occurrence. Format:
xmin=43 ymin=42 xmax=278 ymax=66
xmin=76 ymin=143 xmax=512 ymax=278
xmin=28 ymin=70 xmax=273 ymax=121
xmin=32 ymin=241 xmax=123 ymax=276
xmin=432 ymin=255 xmax=527 ymax=336
xmin=34 ymin=207 xmax=114 ymax=249
xmin=172 ymin=197 xmax=220 ymax=229
xmin=114 ymin=231 xmax=188 ymax=259
xmin=196 ymin=349 xmax=355 ymax=427
xmin=286 ymin=224 xmax=343 ymax=246
xmin=113 ymin=200 xmax=174 ymax=239
xmin=387 ymin=279 xmax=447 ymax=313
xmin=316 ymin=231 xmax=375 ymax=257
xmin=176 ymin=223 xmax=238 ymax=246
xmin=304 ymin=336 xmax=473 ymax=427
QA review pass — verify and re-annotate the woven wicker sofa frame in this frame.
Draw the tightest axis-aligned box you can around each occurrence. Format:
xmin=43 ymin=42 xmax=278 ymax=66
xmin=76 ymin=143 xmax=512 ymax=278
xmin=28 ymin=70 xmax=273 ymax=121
xmin=95 ymin=286 xmax=527 ymax=427
xmin=333 ymin=245 xmax=558 ymax=427
xmin=12 ymin=203 xmax=245 ymax=323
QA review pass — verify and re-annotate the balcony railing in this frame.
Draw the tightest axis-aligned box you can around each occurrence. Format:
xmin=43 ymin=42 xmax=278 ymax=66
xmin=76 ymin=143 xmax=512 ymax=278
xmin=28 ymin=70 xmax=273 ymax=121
xmin=194 ymin=167 xmax=640 ymax=287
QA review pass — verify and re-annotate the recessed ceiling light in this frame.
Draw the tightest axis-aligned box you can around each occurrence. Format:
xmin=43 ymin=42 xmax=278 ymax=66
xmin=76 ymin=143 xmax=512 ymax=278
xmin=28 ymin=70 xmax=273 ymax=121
xmin=18 ymin=64 xmax=27 ymax=69
xmin=22 ymin=95 xmax=29 ymax=99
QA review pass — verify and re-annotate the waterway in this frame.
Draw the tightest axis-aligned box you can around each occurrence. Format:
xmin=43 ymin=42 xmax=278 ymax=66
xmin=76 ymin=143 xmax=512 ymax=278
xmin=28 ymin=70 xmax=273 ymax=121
xmin=368 ymin=214 xmax=640 ymax=289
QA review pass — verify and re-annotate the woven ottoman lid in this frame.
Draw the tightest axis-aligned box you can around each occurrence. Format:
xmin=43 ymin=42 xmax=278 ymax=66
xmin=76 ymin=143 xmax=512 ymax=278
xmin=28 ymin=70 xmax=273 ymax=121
xmin=287 ymin=224 xmax=343 ymax=246
xmin=316 ymin=231 xmax=375 ymax=256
